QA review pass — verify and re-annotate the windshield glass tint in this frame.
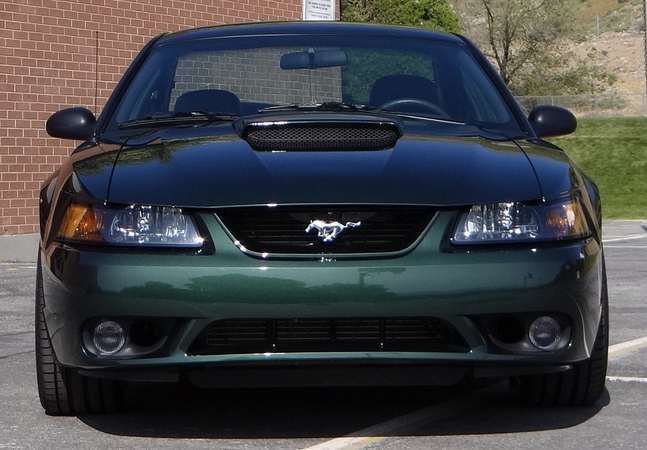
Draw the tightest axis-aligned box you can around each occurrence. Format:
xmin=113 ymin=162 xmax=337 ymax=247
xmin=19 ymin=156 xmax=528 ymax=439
xmin=105 ymin=34 xmax=520 ymax=133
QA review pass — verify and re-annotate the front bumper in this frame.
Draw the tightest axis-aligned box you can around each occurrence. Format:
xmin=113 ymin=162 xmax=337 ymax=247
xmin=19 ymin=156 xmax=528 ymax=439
xmin=41 ymin=212 xmax=604 ymax=386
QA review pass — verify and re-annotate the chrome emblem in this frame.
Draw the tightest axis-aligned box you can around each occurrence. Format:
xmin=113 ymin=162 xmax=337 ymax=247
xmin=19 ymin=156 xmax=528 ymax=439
xmin=305 ymin=220 xmax=361 ymax=243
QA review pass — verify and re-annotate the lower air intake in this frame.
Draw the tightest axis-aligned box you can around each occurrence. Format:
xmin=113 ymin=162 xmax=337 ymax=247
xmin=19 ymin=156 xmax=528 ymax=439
xmin=188 ymin=318 xmax=469 ymax=355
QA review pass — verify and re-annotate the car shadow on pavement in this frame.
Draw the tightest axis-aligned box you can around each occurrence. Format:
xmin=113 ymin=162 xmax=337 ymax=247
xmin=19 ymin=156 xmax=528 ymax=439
xmin=79 ymin=380 xmax=609 ymax=439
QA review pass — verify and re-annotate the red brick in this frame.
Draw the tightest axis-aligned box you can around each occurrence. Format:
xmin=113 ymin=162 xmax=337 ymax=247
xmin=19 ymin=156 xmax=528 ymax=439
xmin=1 ymin=0 xmax=309 ymax=233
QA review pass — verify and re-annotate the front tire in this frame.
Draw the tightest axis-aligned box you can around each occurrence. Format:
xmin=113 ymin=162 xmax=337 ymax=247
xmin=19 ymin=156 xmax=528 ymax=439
xmin=516 ymin=263 xmax=609 ymax=407
xmin=35 ymin=255 xmax=123 ymax=415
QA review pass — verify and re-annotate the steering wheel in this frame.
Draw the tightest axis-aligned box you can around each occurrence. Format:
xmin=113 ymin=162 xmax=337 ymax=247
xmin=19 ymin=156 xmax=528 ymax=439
xmin=379 ymin=98 xmax=450 ymax=118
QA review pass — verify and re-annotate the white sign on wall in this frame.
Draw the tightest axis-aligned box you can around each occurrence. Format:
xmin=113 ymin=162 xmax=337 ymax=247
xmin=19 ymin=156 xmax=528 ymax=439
xmin=303 ymin=0 xmax=336 ymax=21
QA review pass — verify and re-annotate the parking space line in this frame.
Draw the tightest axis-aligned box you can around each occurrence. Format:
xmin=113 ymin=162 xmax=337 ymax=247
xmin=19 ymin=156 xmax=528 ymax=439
xmin=609 ymin=335 xmax=647 ymax=358
xmin=607 ymin=376 xmax=647 ymax=383
xmin=603 ymin=246 xmax=647 ymax=249
xmin=603 ymin=234 xmax=647 ymax=244
xmin=0 ymin=264 xmax=37 ymax=270
xmin=300 ymin=382 xmax=507 ymax=450
xmin=302 ymin=335 xmax=647 ymax=450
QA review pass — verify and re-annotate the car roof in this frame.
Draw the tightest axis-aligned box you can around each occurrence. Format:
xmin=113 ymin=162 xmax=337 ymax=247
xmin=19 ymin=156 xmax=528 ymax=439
xmin=155 ymin=21 xmax=465 ymax=47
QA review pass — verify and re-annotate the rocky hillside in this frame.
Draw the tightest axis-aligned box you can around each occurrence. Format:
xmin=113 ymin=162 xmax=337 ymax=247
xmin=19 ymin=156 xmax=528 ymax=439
xmin=449 ymin=0 xmax=646 ymax=114
xmin=574 ymin=31 xmax=645 ymax=96
xmin=570 ymin=29 xmax=645 ymax=115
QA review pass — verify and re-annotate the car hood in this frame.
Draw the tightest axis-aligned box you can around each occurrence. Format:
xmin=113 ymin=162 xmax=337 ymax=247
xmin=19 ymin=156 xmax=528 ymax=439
xmin=75 ymin=127 xmax=545 ymax=208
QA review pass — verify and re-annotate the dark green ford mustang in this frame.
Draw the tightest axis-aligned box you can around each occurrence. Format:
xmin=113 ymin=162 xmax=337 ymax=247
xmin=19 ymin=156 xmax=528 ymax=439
xmin=38 ymin=22 xmax=607 ymax=415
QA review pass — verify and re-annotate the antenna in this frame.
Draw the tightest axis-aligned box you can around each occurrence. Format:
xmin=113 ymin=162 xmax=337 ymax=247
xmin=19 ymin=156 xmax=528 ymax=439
xmin=94 ymin=30 xmax=99 ymax=116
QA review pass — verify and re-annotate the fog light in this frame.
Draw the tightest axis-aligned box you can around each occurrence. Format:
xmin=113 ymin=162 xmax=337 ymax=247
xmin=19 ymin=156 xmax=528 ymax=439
xmin=529 ymin=316 xmax=562 ymax=351
xmin=93 ymin=321 xmax=126 ymax=355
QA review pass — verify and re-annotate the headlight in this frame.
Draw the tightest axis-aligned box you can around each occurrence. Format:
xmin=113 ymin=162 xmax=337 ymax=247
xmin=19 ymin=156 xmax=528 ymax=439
xmin=58 ymin=204 xmax=204 ymax=247
xmin=452 ymin=197 xmax=590 ymax=244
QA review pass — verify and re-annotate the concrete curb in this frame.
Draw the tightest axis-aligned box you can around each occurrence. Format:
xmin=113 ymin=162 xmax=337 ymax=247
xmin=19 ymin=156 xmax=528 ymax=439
xmin=0 ymin=234 xmax=39 ymax=263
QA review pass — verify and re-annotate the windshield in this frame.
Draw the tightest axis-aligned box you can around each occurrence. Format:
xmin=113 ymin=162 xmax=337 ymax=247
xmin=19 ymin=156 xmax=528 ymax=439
xmin=104 ymin=33 xmax=522 ymax=134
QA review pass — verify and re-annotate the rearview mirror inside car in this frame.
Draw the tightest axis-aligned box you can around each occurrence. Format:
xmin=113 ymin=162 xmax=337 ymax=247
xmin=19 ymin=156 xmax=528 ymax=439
xmin=280 ymin=49 xmax=348 ymax=70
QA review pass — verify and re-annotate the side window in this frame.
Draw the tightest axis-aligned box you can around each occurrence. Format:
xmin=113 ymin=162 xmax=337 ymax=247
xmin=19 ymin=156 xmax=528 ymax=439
xmin=456 ymin=55 xmax=511 ymax=124
xmin=112 ymin=62 xmax=171 ymax=124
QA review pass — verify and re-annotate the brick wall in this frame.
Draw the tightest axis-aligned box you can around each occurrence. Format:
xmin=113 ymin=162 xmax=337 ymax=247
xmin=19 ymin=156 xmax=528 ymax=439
xmin=1 ymin=0 xmax=334 ymax=235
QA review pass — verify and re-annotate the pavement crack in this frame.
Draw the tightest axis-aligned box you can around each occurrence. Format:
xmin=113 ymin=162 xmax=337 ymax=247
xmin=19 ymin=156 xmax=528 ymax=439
xmin=0 ymin=350 xmax=35 ymax=360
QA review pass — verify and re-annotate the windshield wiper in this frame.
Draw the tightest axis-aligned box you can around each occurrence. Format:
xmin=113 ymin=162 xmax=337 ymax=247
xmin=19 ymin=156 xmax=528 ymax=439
xmin=258 ymin=102 xmax=376 ymax=113
xmin=386 ymin=112 xmax=467 ymax=125
xmin=119 ymin=111 xmax=238 ymax=130
xmin=258 ymin=102 xmax=466 ymax=125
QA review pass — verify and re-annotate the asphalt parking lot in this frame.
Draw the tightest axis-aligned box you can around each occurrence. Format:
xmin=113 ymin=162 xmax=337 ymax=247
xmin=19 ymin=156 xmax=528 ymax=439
xmin=1 ymin=220 xmax=646 ymax=449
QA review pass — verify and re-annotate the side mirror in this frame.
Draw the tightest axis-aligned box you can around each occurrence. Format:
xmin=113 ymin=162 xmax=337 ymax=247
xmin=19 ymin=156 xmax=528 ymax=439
xmin=46 ymin=107 xmax=96 ymax=141
xmin=528 ymin=105 xmax=577 ymax=138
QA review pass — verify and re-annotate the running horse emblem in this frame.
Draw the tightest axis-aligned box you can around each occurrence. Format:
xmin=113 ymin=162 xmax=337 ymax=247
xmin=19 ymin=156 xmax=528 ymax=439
xmin=305 ymin=220 xmax=362 ymax=243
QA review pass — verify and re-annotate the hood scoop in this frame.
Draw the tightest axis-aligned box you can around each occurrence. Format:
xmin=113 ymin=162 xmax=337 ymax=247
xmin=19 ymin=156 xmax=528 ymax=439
xmin=234 ymin=113 xmax=403 ymax=152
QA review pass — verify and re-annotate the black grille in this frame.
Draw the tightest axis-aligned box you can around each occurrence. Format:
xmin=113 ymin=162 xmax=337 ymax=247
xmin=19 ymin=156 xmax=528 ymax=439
xmin=188 ymin=318 xmax=469 ymax=355
xmin=217 ymin=206 xmax=435 ymax=256
xmin=244 ymin=123 xmax=400 ymax=151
